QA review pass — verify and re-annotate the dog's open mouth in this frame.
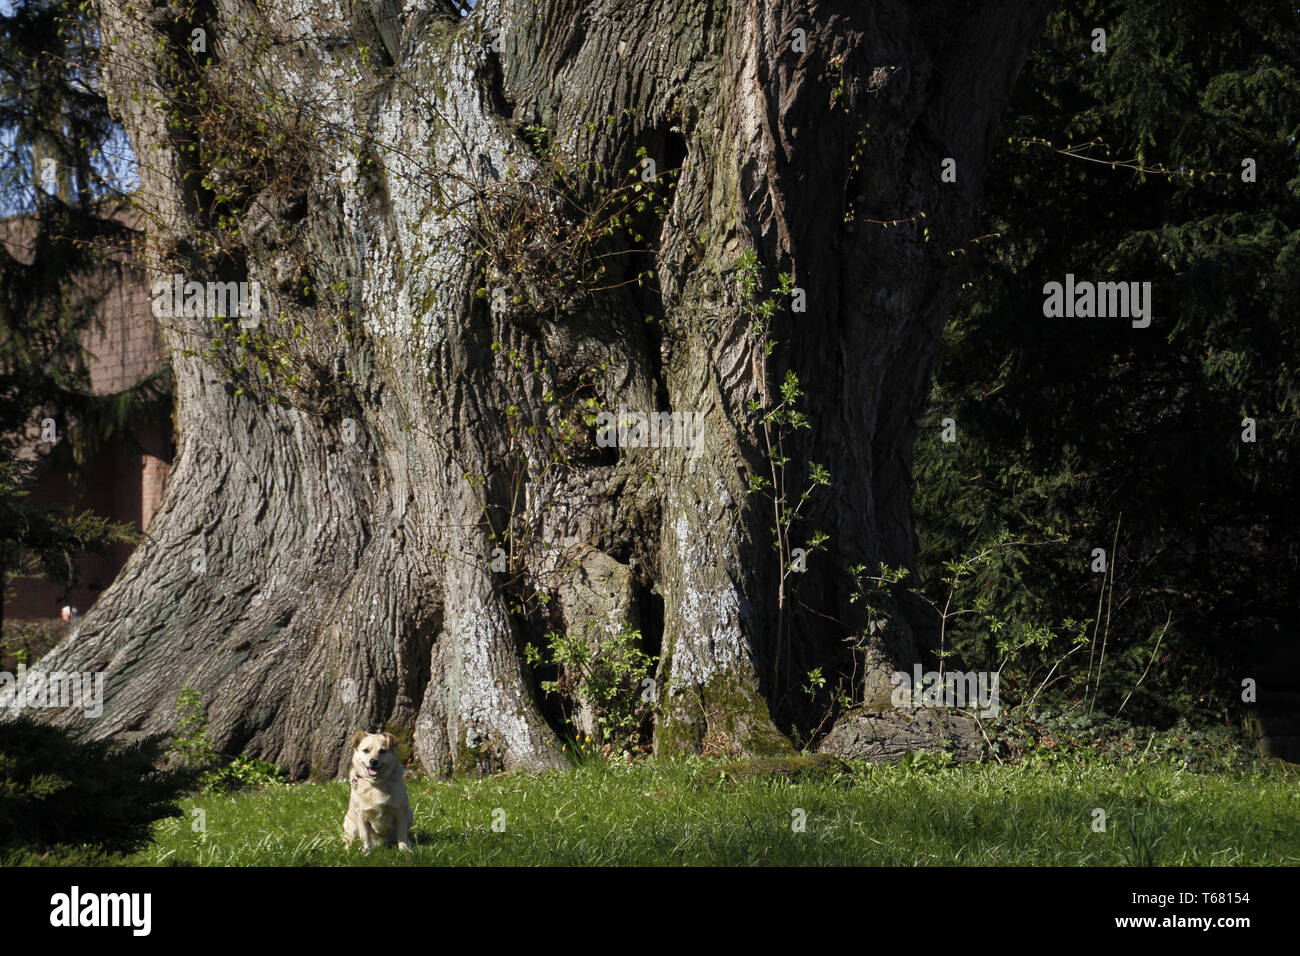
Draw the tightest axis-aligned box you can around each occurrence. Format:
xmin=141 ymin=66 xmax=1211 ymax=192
xmin=367 ymin=767 xmax=379 ymax=776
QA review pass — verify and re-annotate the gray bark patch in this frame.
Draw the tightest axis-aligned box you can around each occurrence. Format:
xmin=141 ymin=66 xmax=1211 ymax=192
xmin=816 ymin=707 xmax=986 ymax=764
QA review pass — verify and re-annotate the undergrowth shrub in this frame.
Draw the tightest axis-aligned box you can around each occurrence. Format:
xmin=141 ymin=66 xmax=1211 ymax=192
xmin=986 ymin=707 xmax=1259 ymax=772
xmin=170 ymin=685 xmax=287 ymax=792
xmin=527 ymin=620 xmax=656 ymax=757
xmin=0 ymin=715 xmax=197 ymax=855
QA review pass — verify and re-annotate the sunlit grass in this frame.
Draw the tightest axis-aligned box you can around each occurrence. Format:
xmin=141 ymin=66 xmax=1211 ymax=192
xmin=126 ymin=757 xmax=1300 ymax=866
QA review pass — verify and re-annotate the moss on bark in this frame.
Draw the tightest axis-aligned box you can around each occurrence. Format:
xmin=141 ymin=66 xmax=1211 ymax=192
xmin=658 ymin=671 xmax=795 ymax=758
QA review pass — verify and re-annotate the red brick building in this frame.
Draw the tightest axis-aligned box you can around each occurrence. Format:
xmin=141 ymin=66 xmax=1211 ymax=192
xmin=3 ymin=206 xmax=173 ymax=621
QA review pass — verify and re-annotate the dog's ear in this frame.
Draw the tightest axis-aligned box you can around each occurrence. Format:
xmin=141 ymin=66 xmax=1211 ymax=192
xmin=351 ymin=731 xmax=368 ymax=751
xmin=382 ymin=732 xmax=399 ymax=750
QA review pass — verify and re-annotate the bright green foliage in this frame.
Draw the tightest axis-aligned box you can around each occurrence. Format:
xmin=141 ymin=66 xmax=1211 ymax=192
xmin=737 ymin=251 xmax=831 ymax=631
xmin=526 ymin=621 xmax=656 ymax=754
xmin=170 ymin=685 xmax=217 ymax=772
xmin=169 ymin=686 xmax=288 ymax=792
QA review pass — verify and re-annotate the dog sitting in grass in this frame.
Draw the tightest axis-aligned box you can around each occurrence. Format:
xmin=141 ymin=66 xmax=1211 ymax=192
xmin=344 ymin=731 xmax=413 ymax=852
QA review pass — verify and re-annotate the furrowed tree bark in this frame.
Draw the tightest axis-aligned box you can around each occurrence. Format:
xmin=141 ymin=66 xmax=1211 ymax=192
xmin=28 ymin=0 xmax=1049 ymax=777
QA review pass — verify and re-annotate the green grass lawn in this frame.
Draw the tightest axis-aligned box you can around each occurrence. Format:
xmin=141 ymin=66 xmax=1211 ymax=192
xmin=127 ymin=756 xmax=1300 ymax=866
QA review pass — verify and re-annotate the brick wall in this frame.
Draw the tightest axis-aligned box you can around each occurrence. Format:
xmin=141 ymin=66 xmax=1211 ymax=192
xmin=2 ymin=204 xmax=172 ymax=620
xmin=140 ymin=423 xmax=171 ymax=532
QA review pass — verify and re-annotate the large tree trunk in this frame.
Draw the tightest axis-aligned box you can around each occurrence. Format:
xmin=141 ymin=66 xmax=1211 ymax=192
xmin=33 ymin=0 xmax=1048 ymax=777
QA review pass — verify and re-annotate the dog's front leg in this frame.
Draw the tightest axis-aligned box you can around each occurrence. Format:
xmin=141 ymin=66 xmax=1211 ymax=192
xmin=362 ymin=821 xmax=378 ymax=854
